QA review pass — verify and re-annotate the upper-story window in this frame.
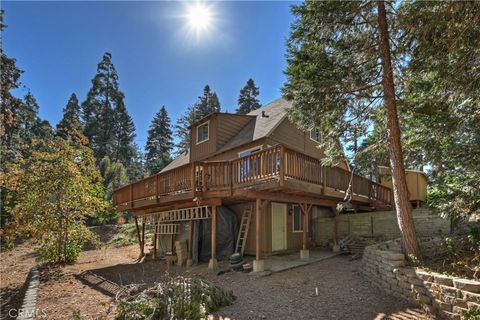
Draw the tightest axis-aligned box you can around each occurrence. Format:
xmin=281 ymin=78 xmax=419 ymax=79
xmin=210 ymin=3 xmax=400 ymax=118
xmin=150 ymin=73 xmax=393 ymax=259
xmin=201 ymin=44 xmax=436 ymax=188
xmin=310 ymin=128 xmax=321 ymax=143
xmin=196 ymin=121 xmax=209 ymax=144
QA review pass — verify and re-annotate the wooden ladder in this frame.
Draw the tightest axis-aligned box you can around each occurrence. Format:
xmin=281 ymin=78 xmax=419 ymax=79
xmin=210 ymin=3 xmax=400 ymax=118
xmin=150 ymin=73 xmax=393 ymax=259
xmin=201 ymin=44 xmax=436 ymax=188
xmin=235 ymin=206 xmax=253 ymax=255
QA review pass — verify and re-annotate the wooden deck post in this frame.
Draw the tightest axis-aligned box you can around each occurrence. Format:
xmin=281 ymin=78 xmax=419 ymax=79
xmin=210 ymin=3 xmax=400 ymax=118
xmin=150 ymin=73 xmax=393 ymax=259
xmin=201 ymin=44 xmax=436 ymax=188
xmin=134 ymin=216 xmax=145 ymax=258
xmin=299 ymin=203 xmax=312 ymax=259
xmin=332 ymin=206 xmax=340 ymax=252
xmin=153 ymin=221 xmax=158 ymax=259
xmin=187 ymin=220 xmax=194 ymax=267
xmin=253 ymin=198 xmax=265 ymax=272
xmin=208 ymin=205 xmax=218 ymax=270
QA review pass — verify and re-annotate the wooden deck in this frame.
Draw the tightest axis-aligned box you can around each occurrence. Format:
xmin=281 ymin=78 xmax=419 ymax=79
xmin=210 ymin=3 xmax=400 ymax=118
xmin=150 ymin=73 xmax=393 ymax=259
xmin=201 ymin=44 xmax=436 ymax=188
xmin=112 ymin=145 xmax=393 ymax=212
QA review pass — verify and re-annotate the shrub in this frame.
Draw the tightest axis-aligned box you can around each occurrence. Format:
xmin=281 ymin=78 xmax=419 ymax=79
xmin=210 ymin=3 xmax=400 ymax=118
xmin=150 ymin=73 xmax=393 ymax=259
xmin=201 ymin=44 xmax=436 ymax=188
xmin=116 ymin=277 xmax=235 ymax=320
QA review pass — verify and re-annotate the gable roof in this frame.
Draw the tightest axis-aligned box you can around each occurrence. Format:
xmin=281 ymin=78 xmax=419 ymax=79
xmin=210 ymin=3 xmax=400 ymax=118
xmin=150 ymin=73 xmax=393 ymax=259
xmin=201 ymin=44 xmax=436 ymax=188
xmin=216 ymin=98 xmax=292 ymax=153
xmin=160 ymin=98 xmax=293 ymax=173
xmin=160 ymin=149 xmax=190 ymax=173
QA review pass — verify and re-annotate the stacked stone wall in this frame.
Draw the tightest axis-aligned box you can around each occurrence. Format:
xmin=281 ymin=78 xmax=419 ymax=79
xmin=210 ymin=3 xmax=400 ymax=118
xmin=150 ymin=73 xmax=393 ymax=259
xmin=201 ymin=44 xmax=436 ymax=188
xmin=361 ymin=242 xmax=480 ymax=320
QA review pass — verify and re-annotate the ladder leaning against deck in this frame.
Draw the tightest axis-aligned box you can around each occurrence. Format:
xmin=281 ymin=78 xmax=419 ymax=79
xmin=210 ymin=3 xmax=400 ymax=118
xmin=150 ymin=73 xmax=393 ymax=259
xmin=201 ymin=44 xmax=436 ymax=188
xmin=235 ymin=206 xmax=253 ymax=255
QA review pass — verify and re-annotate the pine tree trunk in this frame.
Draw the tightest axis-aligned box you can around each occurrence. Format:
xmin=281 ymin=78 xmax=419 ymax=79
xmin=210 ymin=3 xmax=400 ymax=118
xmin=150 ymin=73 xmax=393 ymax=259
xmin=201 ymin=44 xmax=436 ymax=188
xmin=377 ymin=0 xmax=422 ymax=259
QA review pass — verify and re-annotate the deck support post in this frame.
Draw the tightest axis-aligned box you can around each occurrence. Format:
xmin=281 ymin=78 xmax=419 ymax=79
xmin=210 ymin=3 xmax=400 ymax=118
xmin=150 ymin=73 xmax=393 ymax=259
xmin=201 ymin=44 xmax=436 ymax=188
xmin=332 ymin=207 xmax=340 ymax=252
xmin=253 ymin=198 xmax=265 ymax=272
xmin=187 ymin=220 xmax=194 ymax=267
xmin=153 ymin=221 xmax=158 ymax=259
xmin=134 ymin=216 xmax=145 ymax=258
xmin=299 ymin=203 xmax=312 ymax=260
xmin=208 ymin=205 xmax=218 ymax=270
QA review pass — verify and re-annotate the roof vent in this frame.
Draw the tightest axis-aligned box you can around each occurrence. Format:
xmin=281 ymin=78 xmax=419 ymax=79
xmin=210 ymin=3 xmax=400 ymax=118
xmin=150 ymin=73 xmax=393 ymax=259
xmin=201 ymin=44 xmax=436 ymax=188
xmin=261 ymin=111 xmax=269 ymax=118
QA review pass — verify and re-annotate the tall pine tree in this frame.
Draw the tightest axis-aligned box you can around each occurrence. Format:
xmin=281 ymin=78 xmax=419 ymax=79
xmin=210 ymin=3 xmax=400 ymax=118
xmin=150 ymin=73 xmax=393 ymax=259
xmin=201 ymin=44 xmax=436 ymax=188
xmin=112 ymin=101 xmax=136 ymax=165
xmin=19 ymin=92 xmax=42 ymax=146
xmin=283 ymin=0 xmax=421 ymax=258
xmin=145 ymin=106 xmax=173 ymax=174
xmin=57 ymin=93 xmax=82 ymax=136
xmin=236 ymin=79 xmax=261 ymax=114
xmin=175 ymin=85 xmax=221 ymax=153
xmin=81 ymin=52 xmax=137 ymax=174
xmin=0 ymin=10 xmax=24 ymax=164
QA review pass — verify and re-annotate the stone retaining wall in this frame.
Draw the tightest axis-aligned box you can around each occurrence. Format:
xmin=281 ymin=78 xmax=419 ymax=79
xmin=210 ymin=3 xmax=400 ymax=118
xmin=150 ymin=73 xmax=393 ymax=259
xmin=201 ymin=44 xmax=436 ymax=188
xmin=314 ymin=208 xmax=450 ymax=243
xmin=361 ymin=241 xmax=480 ymax=320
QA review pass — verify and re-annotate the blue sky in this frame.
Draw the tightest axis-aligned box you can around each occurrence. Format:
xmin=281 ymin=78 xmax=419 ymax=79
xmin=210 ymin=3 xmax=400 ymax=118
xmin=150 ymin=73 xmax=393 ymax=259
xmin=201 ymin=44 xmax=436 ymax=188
xmin=3 ymin=1 xmax=297 ymax=148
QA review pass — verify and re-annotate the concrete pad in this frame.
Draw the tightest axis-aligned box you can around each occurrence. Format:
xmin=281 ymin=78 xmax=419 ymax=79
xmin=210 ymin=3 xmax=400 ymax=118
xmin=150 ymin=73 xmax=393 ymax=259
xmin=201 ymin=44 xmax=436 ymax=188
xmin=265 ymin=249 xmax=340 ymax=273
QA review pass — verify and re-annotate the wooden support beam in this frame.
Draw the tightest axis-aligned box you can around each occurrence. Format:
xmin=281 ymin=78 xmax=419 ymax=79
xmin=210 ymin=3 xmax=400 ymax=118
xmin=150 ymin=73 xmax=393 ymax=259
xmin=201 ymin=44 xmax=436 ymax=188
xmin=134 ymin=216 xmax=145 ymax=257
xmin=240 ymin=190 xmax=337 ymax=208
xmin=189 ymin=220 xmax=194 ymax=260
xmin=255 ymin=198 xmax=262 ymax=261
xmin=299 ymin=203 xmax=312 ymax=251
xmin=140 ymin=198 xmax=222 ymax=215
xmin=332 ymin=206 xmax=339 ymax=245
xmin=141 ymin=219 xmax=146 ymax=256
xmin=211 ymin=205 xmax=217 ymax=260
xmin=153 ymin=222 xmax=158 ymax=259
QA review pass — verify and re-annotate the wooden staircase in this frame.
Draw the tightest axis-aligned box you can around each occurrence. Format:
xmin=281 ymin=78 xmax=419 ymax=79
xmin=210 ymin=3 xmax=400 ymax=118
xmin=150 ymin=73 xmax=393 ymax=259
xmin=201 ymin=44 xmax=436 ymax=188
xmin=235 ymin=206 xmax=253 ymax=255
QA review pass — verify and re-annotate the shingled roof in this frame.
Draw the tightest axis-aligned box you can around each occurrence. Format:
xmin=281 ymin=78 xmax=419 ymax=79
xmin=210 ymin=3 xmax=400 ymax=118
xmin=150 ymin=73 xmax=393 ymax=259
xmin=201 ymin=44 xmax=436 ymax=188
xmin=160 ymin=98 xmax=293 ymax=173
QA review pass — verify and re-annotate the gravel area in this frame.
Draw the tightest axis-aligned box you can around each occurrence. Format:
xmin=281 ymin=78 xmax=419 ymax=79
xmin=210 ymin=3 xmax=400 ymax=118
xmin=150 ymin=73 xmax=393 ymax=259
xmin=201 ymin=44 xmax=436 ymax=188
xmin=2 ymin=240 xmax=433 ymax=320
xmin=209 ymin=256 xmax=432 ymax=320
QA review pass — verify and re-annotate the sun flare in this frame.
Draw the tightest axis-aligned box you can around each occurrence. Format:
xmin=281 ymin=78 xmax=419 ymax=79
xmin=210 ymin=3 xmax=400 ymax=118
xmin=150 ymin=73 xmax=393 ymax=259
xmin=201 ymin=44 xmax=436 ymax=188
xmin=185 ymin=3 xmax=213 ymax=33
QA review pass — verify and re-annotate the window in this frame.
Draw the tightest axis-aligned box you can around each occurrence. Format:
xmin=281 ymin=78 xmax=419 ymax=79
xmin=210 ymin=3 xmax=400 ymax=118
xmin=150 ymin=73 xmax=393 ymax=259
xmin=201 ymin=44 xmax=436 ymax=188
xmin=238 ymin=146 xmax=262 ymax=180
xmin=310 ymin=128 xmax=321 ymax=143
xmin=196 ymin=121 xmax=209 ymax=144
xmin=238 ymin=146 xmax=262 ymax=158
xmin=292 ymin=205 xmax=308 ymax=232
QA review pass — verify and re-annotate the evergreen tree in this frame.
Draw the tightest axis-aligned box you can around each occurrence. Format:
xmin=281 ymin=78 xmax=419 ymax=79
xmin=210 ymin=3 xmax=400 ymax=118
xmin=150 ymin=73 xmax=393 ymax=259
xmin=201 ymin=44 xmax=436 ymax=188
xmin=113 ymin=101 xmax=136 ymax=165
xmin=283 ymin=0 xmax=421 ymax=258
xmin=57 ymin=93 xmax=82 ymax=136
xmin=98 ymin=156 xmax=129 ymax=200
xmin=400 ymin=1 xmax=480 ymax=219
xmin=236 ymin=79 xmax=261 ymax=114
xmin=175 ymin=85 xmax=221 ymax=153
xmin=196 ymin=84 xmax=221 ymax=116
xmin=18 ymin=92 xmax=42 ymax=147
xmin=145 ymin=106 xmax=173 ymax=174
xmin=0 ymin=10 xmax=24 ymax=164
xmin=82 ymin=52 xmax=136 ymax=166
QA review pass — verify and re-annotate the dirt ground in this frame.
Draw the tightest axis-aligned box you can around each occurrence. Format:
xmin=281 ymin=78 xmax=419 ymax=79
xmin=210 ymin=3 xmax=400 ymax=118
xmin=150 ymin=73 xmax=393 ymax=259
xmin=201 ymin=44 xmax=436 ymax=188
xmin=0 ymin=240 xmax=38 ymax=320
xmin=1 ymin=241 xmax=433 ymax=320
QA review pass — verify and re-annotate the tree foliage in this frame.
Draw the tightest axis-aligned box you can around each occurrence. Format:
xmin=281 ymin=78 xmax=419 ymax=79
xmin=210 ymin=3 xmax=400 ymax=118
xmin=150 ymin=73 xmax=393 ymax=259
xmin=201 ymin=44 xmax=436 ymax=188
xmin=283 ymin=0 xmax=480 ymax=224
xmin=145 ymin=106 xmax=173 ymax=174
xmin=236 ymin=79 xmax=261 ymax=114
xmin=399 ymin=1 xmax=480 ymax=218
xmin=57 ymin=93 xmax=82 ymax=137
xmin=283 ymin=0 xmax=422 ymax=257
xmin=81 ymin=52 xmax=138 ymax=176
xmin=5 ymin=131 xmax=107 ymax=263
xmin=175 ymin=85 xmax=221 ymax=153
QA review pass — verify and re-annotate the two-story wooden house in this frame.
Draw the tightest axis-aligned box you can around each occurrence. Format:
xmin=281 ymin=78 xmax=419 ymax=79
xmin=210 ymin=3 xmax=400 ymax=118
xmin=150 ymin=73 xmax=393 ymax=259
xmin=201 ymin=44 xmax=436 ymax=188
xmin=113 ymin=98 xmax=392 ymax=272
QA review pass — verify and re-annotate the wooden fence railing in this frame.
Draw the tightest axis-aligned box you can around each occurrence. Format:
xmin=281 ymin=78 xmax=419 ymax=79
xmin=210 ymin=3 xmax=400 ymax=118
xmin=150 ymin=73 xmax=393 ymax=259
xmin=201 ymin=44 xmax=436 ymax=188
xmin=113 ymin=145 xmax=393 ymax=209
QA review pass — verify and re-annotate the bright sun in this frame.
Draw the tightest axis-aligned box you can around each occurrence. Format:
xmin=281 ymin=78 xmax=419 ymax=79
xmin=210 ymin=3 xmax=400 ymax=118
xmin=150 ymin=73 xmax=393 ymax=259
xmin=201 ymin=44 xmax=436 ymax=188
xmin=185 ymin=3 xmax=214 ymax=33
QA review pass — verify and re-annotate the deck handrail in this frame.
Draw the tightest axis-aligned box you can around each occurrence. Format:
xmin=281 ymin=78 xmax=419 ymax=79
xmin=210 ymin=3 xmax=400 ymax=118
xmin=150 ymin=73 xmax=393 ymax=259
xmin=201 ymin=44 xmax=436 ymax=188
xmin=112 ymin=144 xmax=393 ymax=208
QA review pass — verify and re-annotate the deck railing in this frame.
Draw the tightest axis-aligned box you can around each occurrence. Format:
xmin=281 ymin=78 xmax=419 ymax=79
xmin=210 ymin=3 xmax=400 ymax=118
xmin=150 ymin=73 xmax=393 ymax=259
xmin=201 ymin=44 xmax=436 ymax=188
xmin=113 ymin=145 xmax=392 ymax=209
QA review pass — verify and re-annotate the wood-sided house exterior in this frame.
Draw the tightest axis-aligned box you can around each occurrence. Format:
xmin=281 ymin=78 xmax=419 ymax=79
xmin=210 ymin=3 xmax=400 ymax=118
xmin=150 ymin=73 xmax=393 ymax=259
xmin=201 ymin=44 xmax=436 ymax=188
xmin=113 ymin=99 xmax=393 ymax=271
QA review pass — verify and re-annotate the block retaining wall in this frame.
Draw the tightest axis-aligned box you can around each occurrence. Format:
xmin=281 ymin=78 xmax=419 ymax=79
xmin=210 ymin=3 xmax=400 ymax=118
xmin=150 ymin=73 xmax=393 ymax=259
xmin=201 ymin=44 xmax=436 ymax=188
xmin=361 ymin=242 xmax=480 ymax=320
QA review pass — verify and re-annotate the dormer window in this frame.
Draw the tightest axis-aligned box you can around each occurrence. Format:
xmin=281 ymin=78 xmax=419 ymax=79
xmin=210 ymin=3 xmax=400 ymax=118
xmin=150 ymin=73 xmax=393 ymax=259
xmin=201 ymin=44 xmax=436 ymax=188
xmin=310 ymin=128 xmax=321 ymax=143
xmin=196 ymin=121 xmax=209 ymax=144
